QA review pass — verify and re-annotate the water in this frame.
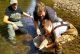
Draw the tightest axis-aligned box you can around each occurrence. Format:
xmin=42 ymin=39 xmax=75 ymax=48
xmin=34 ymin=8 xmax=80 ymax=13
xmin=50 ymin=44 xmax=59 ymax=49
xmin=21 ymin=0 xmax=40 ymax=53
xmin=21 ymin=0 xmax=36 ymax=37
xmin=27 ymin=0 xmax=36 ymax=16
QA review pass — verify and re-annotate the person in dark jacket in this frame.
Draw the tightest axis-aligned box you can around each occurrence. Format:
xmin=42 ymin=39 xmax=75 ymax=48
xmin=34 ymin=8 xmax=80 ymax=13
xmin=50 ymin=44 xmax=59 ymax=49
xmin=33 ymin=2 xmax=63 ymax=54
xmin=33 ymin=2 xmax=62 ymax=35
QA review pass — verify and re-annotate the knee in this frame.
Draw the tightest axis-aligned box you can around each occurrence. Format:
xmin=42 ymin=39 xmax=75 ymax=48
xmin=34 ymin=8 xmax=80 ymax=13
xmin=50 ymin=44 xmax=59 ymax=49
xmin=7 ymin=24 xmax=13 ymax=29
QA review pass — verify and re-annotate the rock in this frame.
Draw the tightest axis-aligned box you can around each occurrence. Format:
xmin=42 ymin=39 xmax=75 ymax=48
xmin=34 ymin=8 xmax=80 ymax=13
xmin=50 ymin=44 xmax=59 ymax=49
xmin=53 ymin=0 xmax=80 ymax=16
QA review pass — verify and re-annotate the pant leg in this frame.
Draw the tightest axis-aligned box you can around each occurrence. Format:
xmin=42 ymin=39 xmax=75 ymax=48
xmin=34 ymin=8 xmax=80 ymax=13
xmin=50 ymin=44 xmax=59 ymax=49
xmin=7 ymin=24 xmax=16 ymax=40
xmin=18 ymin=27 xmax=28 ymax=34
xmin=13 ymin=21 xmax=27 ymax=34
xmin=54 ymin=26 xmax=68 ymax=38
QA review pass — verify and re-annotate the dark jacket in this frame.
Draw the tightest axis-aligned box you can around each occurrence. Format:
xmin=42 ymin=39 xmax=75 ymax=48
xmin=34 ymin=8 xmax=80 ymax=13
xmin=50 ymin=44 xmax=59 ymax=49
xmin=33 ymin=6 xmax=61 ymax=22
xmin=5 ymin=5 xmax=23 ymax=22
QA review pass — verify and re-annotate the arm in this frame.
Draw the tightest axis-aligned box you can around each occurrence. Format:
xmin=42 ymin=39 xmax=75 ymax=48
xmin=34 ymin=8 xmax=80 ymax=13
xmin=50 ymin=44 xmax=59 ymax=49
xmin=34 ymin=20 xmax=41 ymax=35
xmin=3 ymin=15 xmax=18 ymax=30
xmin=46 ymin=6 xmax=63 ymax=22
xmin=45 ymin=42 xmax=54 ymax=48
xmin=23 ymin=12 xmax=33 ymax=18
xmin=34 ymin=20 xmax=38 ymax=30
xmin=33 ymin=10 xmax=41 ymax=35
xmin=3 ymin=15 xmax=14 ymax=24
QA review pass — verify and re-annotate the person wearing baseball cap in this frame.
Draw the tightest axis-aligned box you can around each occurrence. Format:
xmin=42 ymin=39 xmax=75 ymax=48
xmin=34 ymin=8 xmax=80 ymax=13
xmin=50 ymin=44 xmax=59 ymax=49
xmin=3 ymin=0 xmax=33 ymax=44
xmin=10 ymin=0 xmax=18 ymax=5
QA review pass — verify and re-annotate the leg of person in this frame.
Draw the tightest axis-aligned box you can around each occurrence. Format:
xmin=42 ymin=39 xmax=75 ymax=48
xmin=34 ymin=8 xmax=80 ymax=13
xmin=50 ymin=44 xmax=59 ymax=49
xmin=53 ymin=26 xmax=67 ymax=54
xmin=54 ymin=26 xmax=68 ymax=38
xmin=13 ymin=21 xmax=25 ymax=34
xmin=7 ymin=24 xmax=16 ymax=44
xmin=18 ymin=27 xmax=28 ymax=34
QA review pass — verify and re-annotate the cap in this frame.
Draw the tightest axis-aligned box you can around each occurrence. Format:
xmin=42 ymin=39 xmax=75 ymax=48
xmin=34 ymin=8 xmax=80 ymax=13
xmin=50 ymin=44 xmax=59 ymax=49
xmin=10 ymin=0 xmax=18 ymax=5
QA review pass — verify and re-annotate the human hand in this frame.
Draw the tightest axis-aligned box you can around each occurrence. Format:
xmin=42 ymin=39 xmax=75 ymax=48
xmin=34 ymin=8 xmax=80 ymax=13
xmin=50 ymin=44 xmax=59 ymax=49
xmin=12 ymin=23 xmax=19 ymax=30
xmin=30 ymin=16 xmax=33 ymax=18
xmin=45 ymin=42 xmax=54 ymax=48
xmin=37 ymin=28 xmax=41 ymax=35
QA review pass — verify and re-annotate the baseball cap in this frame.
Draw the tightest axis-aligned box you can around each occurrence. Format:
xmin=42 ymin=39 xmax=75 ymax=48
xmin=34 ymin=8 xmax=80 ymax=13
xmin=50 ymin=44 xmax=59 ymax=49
xmin=10 ymin=0 xmax=18 ymax=5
